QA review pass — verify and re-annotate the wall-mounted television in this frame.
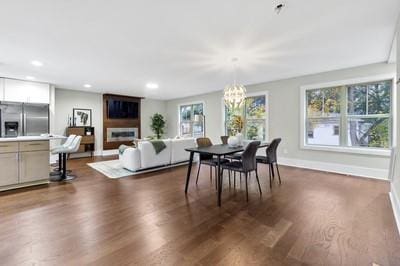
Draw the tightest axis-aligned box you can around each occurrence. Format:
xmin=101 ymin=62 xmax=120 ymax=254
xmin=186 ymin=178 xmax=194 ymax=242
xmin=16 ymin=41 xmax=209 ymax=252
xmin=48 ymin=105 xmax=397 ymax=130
xmin=108 ymin=99 xmax=139 ymax=119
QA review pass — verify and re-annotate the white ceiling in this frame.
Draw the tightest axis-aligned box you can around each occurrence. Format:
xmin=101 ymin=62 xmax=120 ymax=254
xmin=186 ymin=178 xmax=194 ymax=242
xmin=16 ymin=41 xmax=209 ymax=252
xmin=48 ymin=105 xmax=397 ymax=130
xmin=0 ymin=0 xmax=399 ymax=100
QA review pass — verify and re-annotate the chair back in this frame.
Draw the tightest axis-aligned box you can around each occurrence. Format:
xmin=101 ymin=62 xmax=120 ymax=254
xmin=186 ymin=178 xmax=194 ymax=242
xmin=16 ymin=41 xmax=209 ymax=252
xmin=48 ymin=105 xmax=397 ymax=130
xmin=69 ymin=136 xmax=82 ymax=153
xmin=241 ymin=141 xmax=260 ymax=171
xmin=220 ymin=136 xmax=229 ymax=145
xmin=266 ymin=138 xmax=281 ymax=163
xmin=63 ymin=135 xmax=76 ymax=147
xmin=196 ymin=137 xmax=213 ymax=161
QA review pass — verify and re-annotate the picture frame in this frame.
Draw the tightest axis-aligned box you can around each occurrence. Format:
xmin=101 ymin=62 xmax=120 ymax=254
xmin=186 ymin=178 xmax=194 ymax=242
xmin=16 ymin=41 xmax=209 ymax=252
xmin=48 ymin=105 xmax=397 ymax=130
xmin=73 ymin=108 xmax=92 ymax=127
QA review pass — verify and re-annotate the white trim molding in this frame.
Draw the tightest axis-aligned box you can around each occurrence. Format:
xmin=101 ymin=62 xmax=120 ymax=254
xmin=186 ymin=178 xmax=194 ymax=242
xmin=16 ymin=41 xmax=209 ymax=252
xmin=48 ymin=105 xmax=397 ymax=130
xmin=390 ymin=183 xmax=400 ymax=235
xmin=300 ymin=73 xmax=397 ymax=156
xmin=278 ymin=156 xmax=389 ymax=180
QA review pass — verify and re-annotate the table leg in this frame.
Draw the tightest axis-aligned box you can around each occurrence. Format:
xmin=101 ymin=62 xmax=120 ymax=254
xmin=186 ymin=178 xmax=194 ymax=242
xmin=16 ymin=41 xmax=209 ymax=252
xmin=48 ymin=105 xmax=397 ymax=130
xmin=217 ymin=155 xmax=222 ymax=207
xmin=185 ymin=152 xmax=194 ymax=194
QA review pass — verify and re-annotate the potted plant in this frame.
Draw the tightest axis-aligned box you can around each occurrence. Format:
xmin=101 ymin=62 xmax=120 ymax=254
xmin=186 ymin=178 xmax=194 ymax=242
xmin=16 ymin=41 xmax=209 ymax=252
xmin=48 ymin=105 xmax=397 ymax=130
xmin=150 ymin=113 xmax=166 ymax=139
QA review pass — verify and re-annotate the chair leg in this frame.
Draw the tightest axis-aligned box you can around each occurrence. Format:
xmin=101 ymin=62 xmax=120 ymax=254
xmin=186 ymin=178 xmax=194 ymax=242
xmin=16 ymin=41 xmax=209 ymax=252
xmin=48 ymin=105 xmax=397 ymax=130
xmin=210 ymin=166 xmax=212 ymax=182
xmin=271 ymin=163 xmax=275 ymax=180
xmin=234 ymin=171 xmax=236 ymax=189
xmin=196 ymin=163 xmax=201 ymax=184
xmin=228 ymin=170 xmax=231 ymax=187
xmin=215 ymin=167 xmax=218 ymax=190
xmin=255 ymin=169 xmax=262 ymax=195
xmin=268 ymin=164 xmax=272 ymax=189
xmin=245 ymin=172 xmax=249 ymax=202
xmin=275 ymin=163 xmax=282 ymax=185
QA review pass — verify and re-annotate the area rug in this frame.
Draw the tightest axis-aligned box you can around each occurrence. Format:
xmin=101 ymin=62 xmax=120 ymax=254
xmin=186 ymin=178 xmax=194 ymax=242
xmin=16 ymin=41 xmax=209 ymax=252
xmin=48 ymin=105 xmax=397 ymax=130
xmin=87 ymin=159 xmax=190 ymax=179
xmin=87 ymin=160 xmax=134 ymax=179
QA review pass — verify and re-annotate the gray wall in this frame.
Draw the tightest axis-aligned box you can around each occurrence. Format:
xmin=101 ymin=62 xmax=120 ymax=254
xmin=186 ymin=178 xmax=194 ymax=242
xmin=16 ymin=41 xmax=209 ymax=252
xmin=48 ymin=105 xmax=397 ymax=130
xmin=166 ymin=63 xmax=396 ymax=176
xmin=54 ymin=88 xmax=166 ymax=152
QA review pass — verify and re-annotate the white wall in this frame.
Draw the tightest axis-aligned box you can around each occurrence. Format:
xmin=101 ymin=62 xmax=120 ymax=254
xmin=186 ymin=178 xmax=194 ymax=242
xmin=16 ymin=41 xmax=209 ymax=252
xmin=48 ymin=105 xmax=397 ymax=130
xmin=390 ymin=18 xmax=400 ymax=230
xmin=166 ymin=63 xmax=396 ymax=179
xmin=53 ymin=89 xmax=167 ymax=153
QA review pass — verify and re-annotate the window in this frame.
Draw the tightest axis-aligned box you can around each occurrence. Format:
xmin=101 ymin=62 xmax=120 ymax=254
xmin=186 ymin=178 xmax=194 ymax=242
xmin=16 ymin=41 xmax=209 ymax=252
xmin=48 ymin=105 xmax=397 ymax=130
xmin=303 ymin=79 xmax=393 ymax=152
xmin=179 ymin=103 xmax=204 ymax=138
xmin=224 ymin=93 xmax=268 ymax=140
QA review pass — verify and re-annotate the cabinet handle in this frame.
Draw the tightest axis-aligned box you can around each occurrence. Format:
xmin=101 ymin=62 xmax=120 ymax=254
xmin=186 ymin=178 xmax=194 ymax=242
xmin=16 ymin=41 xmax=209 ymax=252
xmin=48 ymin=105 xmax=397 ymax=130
xmin=0 ymin=145 xmax=11 ymax=148
xmin=28 ymin=143 xmax=43 ymax=146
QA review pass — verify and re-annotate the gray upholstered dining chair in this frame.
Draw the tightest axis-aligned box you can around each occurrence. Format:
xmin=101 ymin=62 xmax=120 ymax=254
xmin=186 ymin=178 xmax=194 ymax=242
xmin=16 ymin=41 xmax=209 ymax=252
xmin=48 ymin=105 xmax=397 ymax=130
xmin=196 ymin=137 xmax=229 ymax=188
xmin=221 ymin=141 xmax=262 ymax=201
xmin=256 ymin=138 xmax=282 ymax=188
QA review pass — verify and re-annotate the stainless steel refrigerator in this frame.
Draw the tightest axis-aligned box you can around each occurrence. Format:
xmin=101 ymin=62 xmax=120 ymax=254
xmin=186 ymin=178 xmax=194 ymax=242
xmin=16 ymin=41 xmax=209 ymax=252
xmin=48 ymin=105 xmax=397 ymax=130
xmin=0 ymin=102 xmax=49 ymax=137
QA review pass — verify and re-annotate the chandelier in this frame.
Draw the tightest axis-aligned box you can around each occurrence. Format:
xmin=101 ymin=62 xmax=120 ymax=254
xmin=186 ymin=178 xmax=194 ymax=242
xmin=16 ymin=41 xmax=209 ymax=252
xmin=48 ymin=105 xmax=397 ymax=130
xmin=223 ymin=84 xmax=246 ymax=109
xmin=223 ymin=57 xmax=246 ymax=109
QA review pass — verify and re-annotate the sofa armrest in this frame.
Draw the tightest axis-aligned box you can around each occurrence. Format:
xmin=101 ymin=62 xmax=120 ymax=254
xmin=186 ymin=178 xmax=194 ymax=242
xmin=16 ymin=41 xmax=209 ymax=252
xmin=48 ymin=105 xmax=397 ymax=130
xmin=120 ymin=148 xmax=141 ymax=171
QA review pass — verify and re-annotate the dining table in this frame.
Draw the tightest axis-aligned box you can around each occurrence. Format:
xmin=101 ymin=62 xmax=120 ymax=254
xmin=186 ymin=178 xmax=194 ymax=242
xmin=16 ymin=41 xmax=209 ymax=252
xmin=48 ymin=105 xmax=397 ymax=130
xmin=185 ymin=142 xmax=269 ymax=206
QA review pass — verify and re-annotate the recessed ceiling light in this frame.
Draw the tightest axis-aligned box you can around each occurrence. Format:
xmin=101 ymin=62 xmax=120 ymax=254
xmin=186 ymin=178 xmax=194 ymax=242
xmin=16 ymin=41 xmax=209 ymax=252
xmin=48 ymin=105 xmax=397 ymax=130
xmin=83 ymin=84 xmax=92 ymax=88
xmin=146 ymin=83 xmax=159 ymax=89
xmin=31 ymin=60 xmax=43 ymax=67
xmin=25 ymin=76 xmax=35 ymax=80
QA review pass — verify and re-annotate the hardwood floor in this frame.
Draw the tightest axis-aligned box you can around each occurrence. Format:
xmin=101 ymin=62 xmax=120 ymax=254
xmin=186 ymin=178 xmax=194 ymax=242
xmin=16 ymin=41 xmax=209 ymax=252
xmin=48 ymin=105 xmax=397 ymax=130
xmin=1 ymin=156 xmax=400 ymax=265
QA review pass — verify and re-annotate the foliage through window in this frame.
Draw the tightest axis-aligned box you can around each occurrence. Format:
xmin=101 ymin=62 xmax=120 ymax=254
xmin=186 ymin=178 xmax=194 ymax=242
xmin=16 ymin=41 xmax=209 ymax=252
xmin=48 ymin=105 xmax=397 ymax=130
xmin=305 ymin=80 xmax=392 ymax=149
xmin=179 ymin=103 xmax=204 ymax=138
xmin=225 ymin=94 xmax=267 ymax=140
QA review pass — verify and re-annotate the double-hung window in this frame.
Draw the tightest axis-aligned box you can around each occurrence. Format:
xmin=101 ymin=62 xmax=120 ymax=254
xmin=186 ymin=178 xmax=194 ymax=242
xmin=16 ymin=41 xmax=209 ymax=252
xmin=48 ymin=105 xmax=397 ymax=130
xmin=303 ymin=78 xmax=394 ymax=153
xmin=179 ymin=103 xmax=204 ymax=138
xmin=224 ymin=93 xmax=268 ymax=140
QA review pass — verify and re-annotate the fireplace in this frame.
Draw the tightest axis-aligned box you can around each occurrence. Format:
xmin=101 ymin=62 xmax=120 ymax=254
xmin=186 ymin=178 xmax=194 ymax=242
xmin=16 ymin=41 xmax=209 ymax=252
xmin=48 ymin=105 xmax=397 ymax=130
xmin=107 ymin=127 xmax=138 ymax=142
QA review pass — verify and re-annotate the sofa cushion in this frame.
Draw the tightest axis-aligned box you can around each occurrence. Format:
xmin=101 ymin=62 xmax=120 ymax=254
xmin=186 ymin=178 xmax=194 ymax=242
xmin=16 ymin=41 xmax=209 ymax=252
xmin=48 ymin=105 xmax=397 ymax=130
xmin=170 ymin=138 xmax=196 ymax=164
xmin=138 ymin=139 xmax=172 ymax=168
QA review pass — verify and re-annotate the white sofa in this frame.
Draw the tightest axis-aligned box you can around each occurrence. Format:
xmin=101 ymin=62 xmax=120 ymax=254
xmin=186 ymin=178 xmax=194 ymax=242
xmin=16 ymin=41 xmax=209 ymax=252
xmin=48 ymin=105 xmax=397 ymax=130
xmin=119 ymin=138 xmax=196 ymax=172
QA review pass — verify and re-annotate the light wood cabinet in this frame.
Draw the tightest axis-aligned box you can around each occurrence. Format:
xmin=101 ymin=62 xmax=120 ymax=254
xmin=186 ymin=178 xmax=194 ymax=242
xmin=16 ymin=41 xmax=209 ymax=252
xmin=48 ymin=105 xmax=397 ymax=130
xmin=19 ymin=151 xmax=49 ymax=183
xmin=0 ymin=153 xmax=19 ymax=187
xmin=4 ymin=79 xmax=50 ymax=104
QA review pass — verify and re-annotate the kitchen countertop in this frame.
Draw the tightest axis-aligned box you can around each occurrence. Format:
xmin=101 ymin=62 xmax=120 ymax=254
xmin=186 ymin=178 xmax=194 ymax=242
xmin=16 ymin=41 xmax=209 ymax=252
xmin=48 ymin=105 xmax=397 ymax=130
xmin=0 ymin=135 xmax=66 ymax=142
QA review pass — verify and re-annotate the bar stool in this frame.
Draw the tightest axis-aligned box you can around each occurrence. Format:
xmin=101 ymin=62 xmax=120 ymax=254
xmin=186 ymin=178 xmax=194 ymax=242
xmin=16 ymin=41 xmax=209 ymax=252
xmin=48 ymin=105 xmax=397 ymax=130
xmin=60 ymin=136 xmax=82 ymax=181
xmin=51 ymin=134 xmax=76 ymax=174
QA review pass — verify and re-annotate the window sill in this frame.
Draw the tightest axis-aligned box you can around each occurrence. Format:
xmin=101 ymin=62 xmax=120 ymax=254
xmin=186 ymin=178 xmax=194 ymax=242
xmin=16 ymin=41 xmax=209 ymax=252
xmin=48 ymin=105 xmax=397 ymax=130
xmin=301 ymin=144 xmax=391 ymax=157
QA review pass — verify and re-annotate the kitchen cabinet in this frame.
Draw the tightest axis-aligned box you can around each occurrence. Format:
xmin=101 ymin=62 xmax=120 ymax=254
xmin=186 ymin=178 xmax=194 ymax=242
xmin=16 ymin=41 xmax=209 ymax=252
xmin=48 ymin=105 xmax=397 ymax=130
xmin=0 ymin=78 xmax=4 ymax=101
xmin=0 ymin=153 xmax=19 ymax=187
xmin=19 ymin=150 xmax=49 ymax=183
xmin=0 ymin=139 xmax=50 ymax=191
xmin=4 ymin=79 xmax=50 ymax=104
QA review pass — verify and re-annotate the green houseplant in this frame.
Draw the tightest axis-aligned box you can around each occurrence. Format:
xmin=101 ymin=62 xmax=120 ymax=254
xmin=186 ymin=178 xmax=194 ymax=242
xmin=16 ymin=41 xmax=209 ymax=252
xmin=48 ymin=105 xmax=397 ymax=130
xmin=150 ymin=113 xmax=166 ymax=139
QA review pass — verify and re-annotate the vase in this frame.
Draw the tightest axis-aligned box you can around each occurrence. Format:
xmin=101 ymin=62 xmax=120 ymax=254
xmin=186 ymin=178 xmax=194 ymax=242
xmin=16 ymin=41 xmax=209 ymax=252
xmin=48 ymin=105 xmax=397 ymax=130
xmin=227 ymin=136 xmax=239 ymax=147
xmin=236 ymin=132 xmax=243 ymax=146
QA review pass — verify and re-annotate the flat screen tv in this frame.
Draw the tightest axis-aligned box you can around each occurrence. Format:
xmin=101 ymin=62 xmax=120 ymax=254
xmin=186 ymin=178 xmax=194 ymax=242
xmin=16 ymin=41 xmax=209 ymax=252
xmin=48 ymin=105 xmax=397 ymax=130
xmin=108 ymin=100 xmax=139 ymax=119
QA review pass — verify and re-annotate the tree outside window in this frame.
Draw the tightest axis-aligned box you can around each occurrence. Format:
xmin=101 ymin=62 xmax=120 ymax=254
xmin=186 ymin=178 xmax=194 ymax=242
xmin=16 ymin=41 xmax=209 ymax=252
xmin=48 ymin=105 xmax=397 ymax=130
xmin=179 ymin=103 xmax=204 ymax=138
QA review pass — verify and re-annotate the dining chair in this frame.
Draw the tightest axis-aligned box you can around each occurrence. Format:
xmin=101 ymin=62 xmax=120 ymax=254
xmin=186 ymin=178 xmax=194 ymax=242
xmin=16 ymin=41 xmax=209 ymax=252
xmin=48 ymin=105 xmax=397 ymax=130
xmin=196 ymin=137 xmax=229 ymax=187
xmin=220 ymin=136 xmax=229 ymax=145
xmin=256 ymin=138 xmax=282 ymax=188
xmin=221 ymin=141 xmax=262 ymax=201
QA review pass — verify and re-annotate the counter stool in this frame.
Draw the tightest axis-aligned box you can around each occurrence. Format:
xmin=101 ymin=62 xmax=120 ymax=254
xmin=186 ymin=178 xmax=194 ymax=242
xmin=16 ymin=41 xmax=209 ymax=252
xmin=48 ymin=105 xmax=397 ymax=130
xmin=50 ymin=136 xmax=82 ymax=181
xmin=50 ymin=134 xmax=76 ymax=174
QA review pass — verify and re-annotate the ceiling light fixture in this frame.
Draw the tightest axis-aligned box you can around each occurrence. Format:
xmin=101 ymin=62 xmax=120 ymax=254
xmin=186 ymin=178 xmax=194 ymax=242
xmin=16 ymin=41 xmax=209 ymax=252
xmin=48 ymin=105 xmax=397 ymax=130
xmin=31 ymin=60 xmax=43 ymax=67
xmin=275 ymin=3 xmax=286 ymax=14
xmin=83 ymin=84 xmax=92 ymax=88
xmin=146 ymin=83 xmax=159 ymax=89
xmin=25 ymin=76 xmax=35 ymax=80
xmin=223 ymin=57 xmax=246 ymax=110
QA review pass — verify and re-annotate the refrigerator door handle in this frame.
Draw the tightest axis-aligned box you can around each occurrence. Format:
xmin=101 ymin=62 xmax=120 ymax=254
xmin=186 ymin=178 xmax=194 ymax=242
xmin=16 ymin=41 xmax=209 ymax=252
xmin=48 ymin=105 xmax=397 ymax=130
xmin=22 ymin=112 xmax=26 ymax=136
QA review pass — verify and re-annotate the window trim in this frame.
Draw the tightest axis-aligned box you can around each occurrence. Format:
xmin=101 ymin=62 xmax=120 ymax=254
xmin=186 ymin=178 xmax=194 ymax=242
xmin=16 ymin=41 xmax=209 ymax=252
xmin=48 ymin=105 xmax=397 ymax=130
xmin=221 ymin=90 xmax=269 ymax=141
xmin=177 ymin=101 xmax=206 ymax=138
xmin=300 ymin=74 xmax=396 ymax=157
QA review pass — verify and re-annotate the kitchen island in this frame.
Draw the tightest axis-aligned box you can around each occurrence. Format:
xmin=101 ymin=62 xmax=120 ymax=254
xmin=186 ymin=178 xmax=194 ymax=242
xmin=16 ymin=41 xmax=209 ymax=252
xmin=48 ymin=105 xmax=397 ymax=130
xmin=0 ymin=135 xmax=64 ymax=191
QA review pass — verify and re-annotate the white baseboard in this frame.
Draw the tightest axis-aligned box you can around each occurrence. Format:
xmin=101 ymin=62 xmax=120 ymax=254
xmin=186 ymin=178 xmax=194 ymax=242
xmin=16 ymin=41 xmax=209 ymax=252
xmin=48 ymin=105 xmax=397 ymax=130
xmin=390 ymin=183 xmax=400 ymax=235
xmin=95 ymin=149 xmax=119 ymax=156
xmin=278 ymin=157 xmax=389 ymax=180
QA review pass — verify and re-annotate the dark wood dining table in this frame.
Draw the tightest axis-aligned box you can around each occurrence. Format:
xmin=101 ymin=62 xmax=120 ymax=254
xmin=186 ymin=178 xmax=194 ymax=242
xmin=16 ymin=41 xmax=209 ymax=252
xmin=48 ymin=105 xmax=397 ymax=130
xmin=185 ymin=142 xmax=269 ymax=206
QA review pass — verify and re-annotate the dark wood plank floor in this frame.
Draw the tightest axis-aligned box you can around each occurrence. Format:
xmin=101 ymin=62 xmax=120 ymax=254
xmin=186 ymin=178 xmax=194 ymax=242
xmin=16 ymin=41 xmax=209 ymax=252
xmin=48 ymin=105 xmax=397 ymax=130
xmin=1 ymin=156 xmax=400 ymax=265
